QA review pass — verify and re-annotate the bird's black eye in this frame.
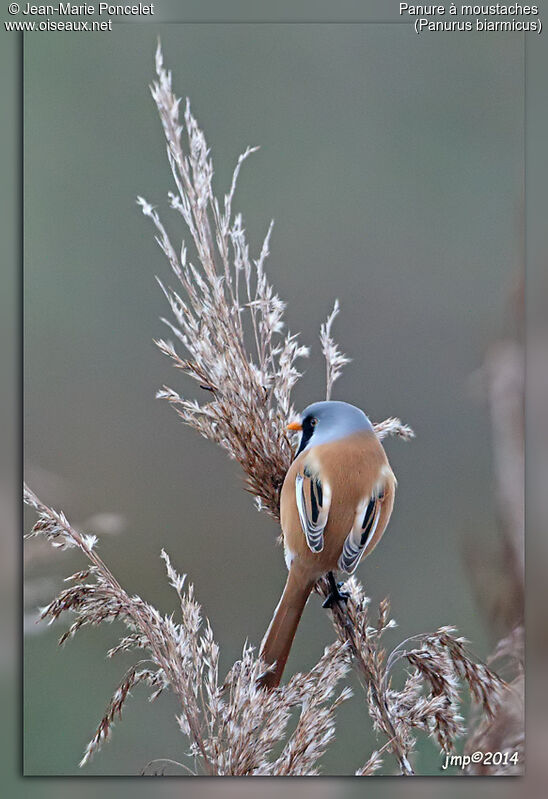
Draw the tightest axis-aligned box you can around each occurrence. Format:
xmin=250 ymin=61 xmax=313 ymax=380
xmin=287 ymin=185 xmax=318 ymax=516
xmin=310 ymin=417 xmax=318 ymax=427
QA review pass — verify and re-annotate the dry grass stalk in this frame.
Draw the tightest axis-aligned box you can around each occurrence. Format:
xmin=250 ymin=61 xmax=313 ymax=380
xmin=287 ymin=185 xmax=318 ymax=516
xmin=463 ymin=335 xmax=525 ymax=774
xmin=316 ymin=577 xmax=506 ymax=775
xmin=141 ymin=42 xmax=503 ymax=776
xmin=139 ymin=42 xmax=412 ymax=520
xmin=465 ymin=627 xmax=524 ymax=775
xmin=24 ymin=485 xmax=352 ymax=775
xmin=24 ymin=484 xmax=507 ymax=775
xmin=485 ymin=340 xmax=525 ymax=626
xmin=319 ymin=299 xmax=352 ymax=401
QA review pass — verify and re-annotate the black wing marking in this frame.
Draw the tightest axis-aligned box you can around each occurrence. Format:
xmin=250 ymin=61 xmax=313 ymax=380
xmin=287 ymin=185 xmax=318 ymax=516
xmin=295 ymin=465 xmax=331 ymax=553
xmin=338 ymin=491 xmax=382 ymax=574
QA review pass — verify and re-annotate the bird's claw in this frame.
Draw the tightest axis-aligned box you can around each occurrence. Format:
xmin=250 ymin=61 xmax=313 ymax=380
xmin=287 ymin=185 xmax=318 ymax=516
xmin=322 ymin=581 xmax=350 ymax=609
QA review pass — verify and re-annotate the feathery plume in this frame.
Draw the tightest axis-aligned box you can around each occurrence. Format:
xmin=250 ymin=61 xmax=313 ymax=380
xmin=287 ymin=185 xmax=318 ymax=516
xmin=140 ymin=42 xmax=413 ymax=521
xmin=25 ymin=485 xmax=351 ymax=775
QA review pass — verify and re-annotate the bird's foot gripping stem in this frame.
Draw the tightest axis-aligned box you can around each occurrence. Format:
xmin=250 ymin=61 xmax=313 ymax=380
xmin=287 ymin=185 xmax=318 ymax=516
xmin=322 ymin=571 xmax=350 ymax=609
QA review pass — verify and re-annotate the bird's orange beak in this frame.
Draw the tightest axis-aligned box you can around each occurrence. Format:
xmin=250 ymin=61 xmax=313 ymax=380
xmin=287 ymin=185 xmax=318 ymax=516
xmin=287 ymin=421 xmax=302 ymax=431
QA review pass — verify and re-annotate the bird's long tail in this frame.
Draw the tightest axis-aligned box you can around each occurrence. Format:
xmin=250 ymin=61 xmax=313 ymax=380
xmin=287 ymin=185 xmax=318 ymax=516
xmin=258 ymin=561 xmax=316 ymax=690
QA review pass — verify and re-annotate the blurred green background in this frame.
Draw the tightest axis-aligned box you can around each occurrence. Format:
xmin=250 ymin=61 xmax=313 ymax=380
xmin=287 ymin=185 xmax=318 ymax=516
xmin=23 ymin=23 xmax=522 ymax=777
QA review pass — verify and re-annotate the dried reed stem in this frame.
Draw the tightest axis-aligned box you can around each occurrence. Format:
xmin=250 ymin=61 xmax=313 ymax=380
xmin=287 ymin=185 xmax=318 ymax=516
xmin=139 ymin=42 xmax=413 ymax=523
xmin=463 ymin=335 xmax=525 ymax=774
xmin=24 ymin=482 xmax=507 ymax=774
xmin=24 ymin=484 xmax=353 ymax=775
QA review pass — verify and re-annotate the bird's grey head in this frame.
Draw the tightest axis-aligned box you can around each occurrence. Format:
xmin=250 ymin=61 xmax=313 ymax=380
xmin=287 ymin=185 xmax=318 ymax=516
xmin=292 ymin=400 xmax=373 ymax=455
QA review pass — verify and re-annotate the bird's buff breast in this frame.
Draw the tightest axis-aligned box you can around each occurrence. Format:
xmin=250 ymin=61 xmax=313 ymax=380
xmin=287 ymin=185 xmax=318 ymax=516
xmin=280 ymin=430 xmax=395 ymax=576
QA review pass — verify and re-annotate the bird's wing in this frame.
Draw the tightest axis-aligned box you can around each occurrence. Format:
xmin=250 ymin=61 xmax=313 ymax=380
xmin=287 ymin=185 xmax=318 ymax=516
xmin=295 ymin=465 xmax=332 ymax=553
xmin=337 ymin=488 xmax=384 ymax=574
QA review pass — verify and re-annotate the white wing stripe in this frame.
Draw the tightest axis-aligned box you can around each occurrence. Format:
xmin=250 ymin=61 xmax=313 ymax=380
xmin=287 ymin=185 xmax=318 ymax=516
xmin=337 ymin=497 xmax=382 ymax=574
xmin=295 ymin=471 xmax=330 ymax=553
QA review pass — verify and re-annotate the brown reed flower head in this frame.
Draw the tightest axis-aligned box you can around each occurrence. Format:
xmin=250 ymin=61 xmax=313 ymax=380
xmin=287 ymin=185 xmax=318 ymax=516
xmin=24 ymin=485 xmax=351 ymax=775
xmin=138 ymin=42 xmax=413 ymax=522
xmin=316 ymin=576 xmax=507 ymax=775
xmin=464 ymin=625 xmax=524 ymax=775
xmin=24 ymin=482 xmax=507 ymax=775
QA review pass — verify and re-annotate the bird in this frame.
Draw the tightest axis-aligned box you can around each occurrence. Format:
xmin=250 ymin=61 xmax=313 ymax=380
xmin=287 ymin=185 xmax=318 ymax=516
xmin=258 ymin=400 xmax=396 ymax=690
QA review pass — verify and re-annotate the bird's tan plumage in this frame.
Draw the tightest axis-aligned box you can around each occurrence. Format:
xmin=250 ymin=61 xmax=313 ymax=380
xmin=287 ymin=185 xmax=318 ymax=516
xmin=259 ymin=430 xmax=395 ymax=689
